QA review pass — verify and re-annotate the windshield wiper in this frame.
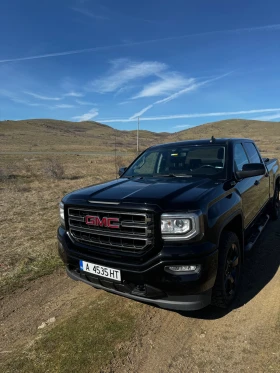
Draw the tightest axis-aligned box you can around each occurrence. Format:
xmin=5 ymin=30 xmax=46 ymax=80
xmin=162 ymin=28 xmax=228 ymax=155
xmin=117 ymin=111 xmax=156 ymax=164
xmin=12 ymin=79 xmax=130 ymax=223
xmin=125 ymin=175 xmax=144 ymax=179
xmin=153 ymin=174 xmax=192 ymax=178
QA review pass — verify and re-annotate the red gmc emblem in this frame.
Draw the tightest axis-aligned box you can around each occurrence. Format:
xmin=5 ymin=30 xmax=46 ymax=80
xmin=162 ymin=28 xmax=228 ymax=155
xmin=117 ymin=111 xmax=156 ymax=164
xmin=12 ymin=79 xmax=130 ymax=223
xmin=85 ymin=215 xmax=120 ymax=229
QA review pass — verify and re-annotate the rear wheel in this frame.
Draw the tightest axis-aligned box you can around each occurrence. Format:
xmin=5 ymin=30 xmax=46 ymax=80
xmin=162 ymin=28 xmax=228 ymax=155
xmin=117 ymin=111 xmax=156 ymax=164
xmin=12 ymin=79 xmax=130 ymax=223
xmin=269 ymin=184 xmax=279 ymax=220
xmin=211 ymin=231 xmax=241 ymax=308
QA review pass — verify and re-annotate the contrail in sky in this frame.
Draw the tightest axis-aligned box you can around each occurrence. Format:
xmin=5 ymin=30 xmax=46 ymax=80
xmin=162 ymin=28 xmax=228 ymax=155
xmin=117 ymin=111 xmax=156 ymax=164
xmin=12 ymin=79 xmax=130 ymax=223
xmin=99 ymin=108 xmax=280 ymax=123
xmin=1 ymin=24 xmax=280 ymax=63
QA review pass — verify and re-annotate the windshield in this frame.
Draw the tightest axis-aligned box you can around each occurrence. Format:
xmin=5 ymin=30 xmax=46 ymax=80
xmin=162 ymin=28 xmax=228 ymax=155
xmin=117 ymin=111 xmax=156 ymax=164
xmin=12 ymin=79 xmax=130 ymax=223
xmin=124 ymin=145 xmax=227 ymax=179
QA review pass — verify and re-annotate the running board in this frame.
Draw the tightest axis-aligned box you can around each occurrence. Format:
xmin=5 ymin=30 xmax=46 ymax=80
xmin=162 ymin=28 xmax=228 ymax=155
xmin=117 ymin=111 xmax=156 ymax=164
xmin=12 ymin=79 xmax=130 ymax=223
xmin=245 ymin=214 xmax=270 ymax=252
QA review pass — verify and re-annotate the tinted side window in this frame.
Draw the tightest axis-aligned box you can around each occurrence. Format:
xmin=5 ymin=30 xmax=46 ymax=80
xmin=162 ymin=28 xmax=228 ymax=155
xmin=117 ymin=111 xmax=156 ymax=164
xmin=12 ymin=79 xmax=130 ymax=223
xmin=244 ymin=142 xmax=261 ymax=163
xmin=234 ymin=143 xmax=249 ymax=171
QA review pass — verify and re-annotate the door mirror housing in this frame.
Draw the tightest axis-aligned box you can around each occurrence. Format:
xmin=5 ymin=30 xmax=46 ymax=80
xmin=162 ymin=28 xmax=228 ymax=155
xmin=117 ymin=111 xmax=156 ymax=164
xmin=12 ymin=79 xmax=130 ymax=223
xmin=119 ymin=167 xmax=127 ymax=177
xmin=236 ymin=163 xmax=266 ymax=179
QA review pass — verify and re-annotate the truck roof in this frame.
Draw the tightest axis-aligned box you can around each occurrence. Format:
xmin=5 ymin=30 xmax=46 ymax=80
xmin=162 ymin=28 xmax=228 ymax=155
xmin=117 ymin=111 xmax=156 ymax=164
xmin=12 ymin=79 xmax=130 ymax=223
xmin=150 ymin=138 xmax=253 ymax=149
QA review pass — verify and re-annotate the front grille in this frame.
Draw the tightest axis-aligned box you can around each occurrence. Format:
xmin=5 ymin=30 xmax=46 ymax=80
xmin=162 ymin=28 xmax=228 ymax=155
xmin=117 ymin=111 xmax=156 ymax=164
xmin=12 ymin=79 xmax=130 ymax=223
xmin=68 ymin=207 xmax=154 ymax=252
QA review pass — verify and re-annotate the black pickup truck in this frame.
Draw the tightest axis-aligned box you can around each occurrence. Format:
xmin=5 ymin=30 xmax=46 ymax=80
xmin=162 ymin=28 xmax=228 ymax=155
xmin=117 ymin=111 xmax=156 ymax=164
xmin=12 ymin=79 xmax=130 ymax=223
xmin=58 ymin=138 xmax=279 ymax=310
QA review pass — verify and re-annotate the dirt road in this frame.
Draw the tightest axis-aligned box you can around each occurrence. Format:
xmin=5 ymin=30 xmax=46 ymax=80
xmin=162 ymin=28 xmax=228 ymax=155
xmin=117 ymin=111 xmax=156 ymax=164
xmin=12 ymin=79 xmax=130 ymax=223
xmin=0 ymin=269 xmax=99 ymax=354
xmin=1 ymin=219 xmax=279 ymax=373
xmin=107 ymin=218 xmax=280 ymax=373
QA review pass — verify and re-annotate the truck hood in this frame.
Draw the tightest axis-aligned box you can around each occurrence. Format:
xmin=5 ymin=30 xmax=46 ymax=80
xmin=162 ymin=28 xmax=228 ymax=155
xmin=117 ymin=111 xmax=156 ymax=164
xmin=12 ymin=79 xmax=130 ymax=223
xmin=64 ymin=177 xmax=221 ymax=211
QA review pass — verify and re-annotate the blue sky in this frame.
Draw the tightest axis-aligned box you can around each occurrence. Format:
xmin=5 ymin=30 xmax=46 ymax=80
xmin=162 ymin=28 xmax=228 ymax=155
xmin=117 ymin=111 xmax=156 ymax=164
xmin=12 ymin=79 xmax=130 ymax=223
xmin=1 ymin=0 xmax=280 ymax=132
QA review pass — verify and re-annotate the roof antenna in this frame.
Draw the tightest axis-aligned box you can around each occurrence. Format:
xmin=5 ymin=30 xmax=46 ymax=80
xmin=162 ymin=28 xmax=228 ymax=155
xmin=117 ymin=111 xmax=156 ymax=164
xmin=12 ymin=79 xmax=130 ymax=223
xmin=210 ymin=135 xmax=216 ymax=143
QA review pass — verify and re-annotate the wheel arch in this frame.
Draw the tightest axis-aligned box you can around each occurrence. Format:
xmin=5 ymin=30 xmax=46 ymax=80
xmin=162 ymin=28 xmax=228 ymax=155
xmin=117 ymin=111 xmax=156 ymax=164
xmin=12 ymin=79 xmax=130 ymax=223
xmin=218 ymin=212 xmax=244 ymax=262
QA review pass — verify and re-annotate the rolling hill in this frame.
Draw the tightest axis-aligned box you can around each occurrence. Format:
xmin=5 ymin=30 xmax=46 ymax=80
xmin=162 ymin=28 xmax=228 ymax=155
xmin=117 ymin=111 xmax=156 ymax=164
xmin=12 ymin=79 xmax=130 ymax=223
xmin=1 ymin=118 xmax=280 ymax=158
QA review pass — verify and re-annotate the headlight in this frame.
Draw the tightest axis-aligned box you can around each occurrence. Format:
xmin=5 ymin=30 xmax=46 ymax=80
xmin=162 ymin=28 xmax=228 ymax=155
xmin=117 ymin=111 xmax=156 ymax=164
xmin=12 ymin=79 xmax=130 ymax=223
xmin=161 ymin=212 xmax=200 ymax=240
xmin=59 ymin=202 xmax=65 ymax=226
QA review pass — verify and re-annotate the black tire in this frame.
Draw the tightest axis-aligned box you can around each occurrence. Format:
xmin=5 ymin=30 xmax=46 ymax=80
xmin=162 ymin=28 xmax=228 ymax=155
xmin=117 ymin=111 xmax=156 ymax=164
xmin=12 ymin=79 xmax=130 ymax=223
xmin=211 ymin=231 xmax=241 ymax=309
xmin=269 ymin=184 xmax=279 ymax=220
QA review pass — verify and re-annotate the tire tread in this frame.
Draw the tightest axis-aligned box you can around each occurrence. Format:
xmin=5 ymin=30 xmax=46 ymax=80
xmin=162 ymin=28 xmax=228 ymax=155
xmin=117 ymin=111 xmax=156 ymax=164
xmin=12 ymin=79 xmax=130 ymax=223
xmin=211 ymin=231 xmax=240 ymax=309
xmin=269 ymin=185 xmax=279 ymax=221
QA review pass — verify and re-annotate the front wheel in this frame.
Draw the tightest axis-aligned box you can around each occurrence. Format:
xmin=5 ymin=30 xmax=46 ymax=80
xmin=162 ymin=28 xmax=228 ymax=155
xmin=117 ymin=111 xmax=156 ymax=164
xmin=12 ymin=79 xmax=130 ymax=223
xmin=269 ymin=184 xmax=279 ymax=220
xmin=211 ymin=231 xmax=241 ymax=309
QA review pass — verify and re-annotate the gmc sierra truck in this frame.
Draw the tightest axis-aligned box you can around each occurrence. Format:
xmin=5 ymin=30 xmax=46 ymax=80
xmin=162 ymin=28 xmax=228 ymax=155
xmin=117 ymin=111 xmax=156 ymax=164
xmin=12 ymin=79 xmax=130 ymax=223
xmin=58 ymin=138 xmax=279 ymax=310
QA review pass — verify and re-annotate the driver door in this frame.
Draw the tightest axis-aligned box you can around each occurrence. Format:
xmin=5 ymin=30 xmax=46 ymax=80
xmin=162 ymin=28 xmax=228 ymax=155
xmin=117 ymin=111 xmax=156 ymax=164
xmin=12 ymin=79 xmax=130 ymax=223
xmin=234 ymin=143 xmax=260 ymax=228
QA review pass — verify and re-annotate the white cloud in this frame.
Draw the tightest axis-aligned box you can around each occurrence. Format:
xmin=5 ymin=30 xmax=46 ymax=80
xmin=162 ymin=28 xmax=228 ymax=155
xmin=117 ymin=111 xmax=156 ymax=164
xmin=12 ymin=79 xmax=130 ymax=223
xmin=99 ymin=108 xmax=280 ymax=123
xmin=156 ymin=72 xmax=232 ymax=105
xmin=128 ymin=72 xmax=232 ymax=120
xmin=0 ymin=89 xmax=26 ymax=103
xmin=0 ymin=89 xmax=49 ymax=107
xmin=114 ymin=85 xmax=136 ymax=97
xmin=154 ymin=82 xmax=201 ymax=105
xmin=71 ymin=7 xmax=109 ymax=20
xmin=173 ymin=124 xmax=192 ymax=128
xmin=64 ymin=91 xmax=84 ymax=97
xmin=133 ymin=74 xmax=195 ymax=99
xmin=76 ymin=99 xmax=96 ymax=106
xmin=72 ymin=108 xmax=99 ymax=122
xmin=1 ymin=24 xmax=280 ymax=64
xmin=127 ymin=81 xmax=203 ymax=120
xmin=55 ymin=104 xmax=76 ymax=109
xmin=24 ymin=91 xmax=61 ymax=101
xmin=253 ymin=113 xmax=280 ymax=121
xmin=129 ymin=105 xmax=154 ymax=120
xmin=14 ymin=99 xmax=47 ymax=107
xmin=0 ymin=89 xmax=16 ymax=99
xmin=88 ymin=59 xmax=167 ymax=93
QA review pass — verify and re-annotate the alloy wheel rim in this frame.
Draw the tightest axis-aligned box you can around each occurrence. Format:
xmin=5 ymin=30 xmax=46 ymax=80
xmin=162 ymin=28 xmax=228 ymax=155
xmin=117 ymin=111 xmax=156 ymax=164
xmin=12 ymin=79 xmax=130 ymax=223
xmin=224 ymin=243 xmax=239 ymax=298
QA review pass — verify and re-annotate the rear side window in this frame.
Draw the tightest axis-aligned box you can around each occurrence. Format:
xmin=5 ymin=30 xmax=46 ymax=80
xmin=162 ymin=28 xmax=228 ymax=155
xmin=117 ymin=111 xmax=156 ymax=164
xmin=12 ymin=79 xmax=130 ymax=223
xmin=244 ymin=142 xmax=262 ymax=163
xmin=234 ymin=143 xmax=249 ymax=171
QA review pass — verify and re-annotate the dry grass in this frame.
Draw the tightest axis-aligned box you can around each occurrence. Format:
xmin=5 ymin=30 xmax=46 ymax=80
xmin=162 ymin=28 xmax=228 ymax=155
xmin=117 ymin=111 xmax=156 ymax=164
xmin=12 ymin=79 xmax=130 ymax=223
xmin=0 ymin=119 xmax=165 ymax=153
xmin=43 ymin=158 xmax=65 ymax=179
xmin=1 ymin=118 xmax=280 ymax=156
xmin=2 ymin=293 xmax=142 ymax=373
xmin=0 ymin=153 xmax=134 ymax=295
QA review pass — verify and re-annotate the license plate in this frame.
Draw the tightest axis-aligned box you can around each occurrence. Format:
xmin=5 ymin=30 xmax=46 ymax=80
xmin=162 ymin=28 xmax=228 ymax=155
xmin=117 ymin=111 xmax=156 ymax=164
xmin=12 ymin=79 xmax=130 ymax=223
xmin=79 ymin=260 xmax=121 ymax=282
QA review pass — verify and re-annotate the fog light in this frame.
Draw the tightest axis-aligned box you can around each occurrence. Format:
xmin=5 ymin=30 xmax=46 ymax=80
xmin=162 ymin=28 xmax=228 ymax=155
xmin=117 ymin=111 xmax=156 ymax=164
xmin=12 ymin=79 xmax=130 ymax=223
xmin=165 ymin=265 xmax=201 ymax=274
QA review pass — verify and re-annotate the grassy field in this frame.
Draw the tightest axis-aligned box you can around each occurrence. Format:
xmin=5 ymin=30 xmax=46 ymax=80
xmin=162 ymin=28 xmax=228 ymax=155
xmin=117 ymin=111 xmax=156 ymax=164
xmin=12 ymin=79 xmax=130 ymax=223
xmin=2 ymin=293 xmax=143 ymax=373
xmin=0 ymin=119 xmax=166 ymax=153
xmin=1 ymin=118 xmax=280 ymax=156
xmin=0 ymin=153 xmax=135 ymax=295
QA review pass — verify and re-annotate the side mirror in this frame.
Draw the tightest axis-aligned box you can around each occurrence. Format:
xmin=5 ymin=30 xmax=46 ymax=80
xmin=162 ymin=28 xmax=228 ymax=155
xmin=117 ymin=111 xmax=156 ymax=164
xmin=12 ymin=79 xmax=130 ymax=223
xmin=236 ymin=163 xmax=266 ymax=179
xmin=119 ymin=167 xmax=127 ymax=177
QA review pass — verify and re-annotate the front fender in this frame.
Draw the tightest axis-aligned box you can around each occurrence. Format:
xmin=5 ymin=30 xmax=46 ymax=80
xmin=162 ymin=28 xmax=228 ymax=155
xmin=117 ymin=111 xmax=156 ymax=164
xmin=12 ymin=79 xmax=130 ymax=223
xmin=206 ymin=190 xmax=243 ymax=247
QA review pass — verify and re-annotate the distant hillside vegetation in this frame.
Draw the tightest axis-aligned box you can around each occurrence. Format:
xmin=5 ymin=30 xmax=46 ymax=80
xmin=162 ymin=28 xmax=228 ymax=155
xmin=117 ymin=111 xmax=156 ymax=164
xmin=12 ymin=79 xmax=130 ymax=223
xmin=1 ymin=118 xmax=279 ymax=158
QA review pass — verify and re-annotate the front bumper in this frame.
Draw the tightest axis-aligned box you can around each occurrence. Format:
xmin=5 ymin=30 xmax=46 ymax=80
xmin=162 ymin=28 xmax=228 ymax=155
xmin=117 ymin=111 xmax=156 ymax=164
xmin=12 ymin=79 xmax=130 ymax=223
xmin=58 ymin=227 xmax=218 ymax=311
xmin=67 ymin=267 xmax=212 ymax=311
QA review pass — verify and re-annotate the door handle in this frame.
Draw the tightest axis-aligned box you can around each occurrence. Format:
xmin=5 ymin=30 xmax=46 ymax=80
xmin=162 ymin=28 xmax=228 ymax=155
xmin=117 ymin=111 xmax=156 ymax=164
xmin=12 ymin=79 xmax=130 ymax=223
xmin=254 ymin=180 xmax=260 ymax=186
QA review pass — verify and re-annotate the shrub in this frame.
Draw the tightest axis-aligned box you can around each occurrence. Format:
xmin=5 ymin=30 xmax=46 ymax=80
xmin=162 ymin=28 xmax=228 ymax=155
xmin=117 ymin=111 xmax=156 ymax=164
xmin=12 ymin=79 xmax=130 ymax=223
xmin=44 ymin=158 xmax=65 ymax=180
xmin=115 ymin=155 xmax=125 ymax=169
xmin=0 ymin=163 xmax=18 ymax=182
xmin=0 ymin=168 xmax=8 ymax=182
